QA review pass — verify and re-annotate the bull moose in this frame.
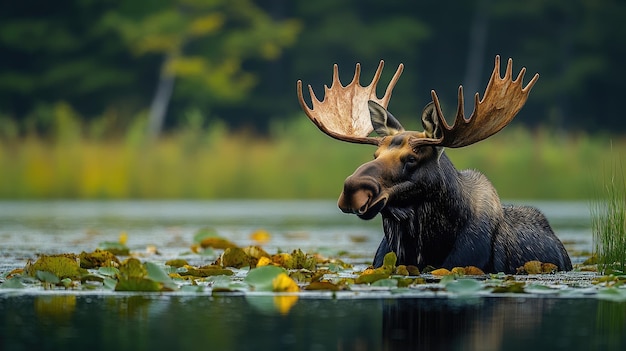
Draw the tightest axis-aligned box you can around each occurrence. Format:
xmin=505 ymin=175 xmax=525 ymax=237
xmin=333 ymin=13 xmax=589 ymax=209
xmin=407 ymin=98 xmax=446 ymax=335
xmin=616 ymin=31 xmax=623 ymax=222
xmin=296 ymin=56 xmax=572 ymax=274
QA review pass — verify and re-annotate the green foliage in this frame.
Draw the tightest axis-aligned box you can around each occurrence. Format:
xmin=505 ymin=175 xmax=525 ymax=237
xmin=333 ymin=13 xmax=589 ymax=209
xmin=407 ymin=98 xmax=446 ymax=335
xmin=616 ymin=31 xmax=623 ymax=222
xmin=102 ymin=0 xmax=301 ymax=104
xmin=0 ymin=116 xmax=624 ymax=199
xmin=591 ymin=161 xmax=626 ymax=273
xmin=2 ymin=0 xmax=626 ymax=133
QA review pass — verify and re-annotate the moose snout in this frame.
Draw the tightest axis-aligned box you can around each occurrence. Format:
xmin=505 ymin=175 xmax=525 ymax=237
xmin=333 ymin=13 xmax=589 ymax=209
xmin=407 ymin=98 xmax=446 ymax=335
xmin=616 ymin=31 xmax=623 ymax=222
xmin=337 ymin=176 xmax=380 ymax=215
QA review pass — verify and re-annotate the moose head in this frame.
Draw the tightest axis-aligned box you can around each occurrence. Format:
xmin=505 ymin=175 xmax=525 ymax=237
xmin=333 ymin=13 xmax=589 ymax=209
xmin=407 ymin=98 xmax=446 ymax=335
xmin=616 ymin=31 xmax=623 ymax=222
xmin=297 ymin=56 xmax=538 ymax=221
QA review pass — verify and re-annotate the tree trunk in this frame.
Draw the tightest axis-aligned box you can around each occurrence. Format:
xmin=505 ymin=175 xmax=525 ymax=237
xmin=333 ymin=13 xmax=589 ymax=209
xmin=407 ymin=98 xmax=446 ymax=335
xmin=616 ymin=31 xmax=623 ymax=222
xmin=148 ymin=53 xmax=176 ymax=139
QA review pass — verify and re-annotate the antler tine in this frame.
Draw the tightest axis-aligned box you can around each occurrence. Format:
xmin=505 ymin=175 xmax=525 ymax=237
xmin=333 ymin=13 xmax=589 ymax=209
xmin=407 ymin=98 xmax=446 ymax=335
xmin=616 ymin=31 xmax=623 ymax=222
xmin=415 ymin=55 xmax=539 ymax=149
xmin=296 ymin=60 xmax=404 ymax=145
xmin=380 ymin=61 xmax=404 ymax=108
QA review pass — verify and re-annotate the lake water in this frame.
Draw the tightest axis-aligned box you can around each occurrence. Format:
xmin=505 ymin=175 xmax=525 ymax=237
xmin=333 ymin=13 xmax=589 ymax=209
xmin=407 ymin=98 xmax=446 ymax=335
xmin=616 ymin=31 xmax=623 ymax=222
xmin=1 ymin=200 xmax=624 ymax=350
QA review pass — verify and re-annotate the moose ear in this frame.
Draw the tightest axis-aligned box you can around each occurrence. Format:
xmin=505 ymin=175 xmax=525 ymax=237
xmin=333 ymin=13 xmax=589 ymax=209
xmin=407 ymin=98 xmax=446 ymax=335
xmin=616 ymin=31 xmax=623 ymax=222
xmin=421 ymin=102 xmax=443 ymax=139
xmin=368 ymin=100 xmax=405 ymax=137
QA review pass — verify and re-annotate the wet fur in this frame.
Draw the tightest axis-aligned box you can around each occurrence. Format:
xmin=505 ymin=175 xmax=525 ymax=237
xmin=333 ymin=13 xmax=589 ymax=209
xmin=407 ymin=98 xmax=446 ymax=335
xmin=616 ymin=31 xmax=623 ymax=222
xmin=373 ymin=152 xmax=572 ymax=274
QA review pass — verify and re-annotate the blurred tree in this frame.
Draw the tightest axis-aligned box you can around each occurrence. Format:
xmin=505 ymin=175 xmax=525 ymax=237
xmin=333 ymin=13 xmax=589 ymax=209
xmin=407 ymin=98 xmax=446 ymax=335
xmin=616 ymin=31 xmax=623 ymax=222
xmin=102 ymin=0 xmax=301 ymax=137
xmin=484 ymin=0 xmax=626 ymax=131
xmin=0 ymin=0 xmax=152 ymax=134
xmin=1 ymin=0 xmax=626 ymax=135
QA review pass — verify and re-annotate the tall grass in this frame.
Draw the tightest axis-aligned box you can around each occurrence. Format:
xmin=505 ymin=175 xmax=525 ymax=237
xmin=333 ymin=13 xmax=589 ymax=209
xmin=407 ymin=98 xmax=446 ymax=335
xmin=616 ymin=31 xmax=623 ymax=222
xmin=591 ymin=161 xmax=626 ymax=273
xmin=0 ymin=106 xmax=625 ymax=199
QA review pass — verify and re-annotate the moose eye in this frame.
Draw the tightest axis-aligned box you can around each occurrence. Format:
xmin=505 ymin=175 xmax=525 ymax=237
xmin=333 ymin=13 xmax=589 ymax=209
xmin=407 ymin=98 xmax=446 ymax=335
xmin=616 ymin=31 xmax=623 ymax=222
xmin=405 ymin=155 xmax=417 ymax=165
xmin=403 ymin=155 xmax=418 ymax=173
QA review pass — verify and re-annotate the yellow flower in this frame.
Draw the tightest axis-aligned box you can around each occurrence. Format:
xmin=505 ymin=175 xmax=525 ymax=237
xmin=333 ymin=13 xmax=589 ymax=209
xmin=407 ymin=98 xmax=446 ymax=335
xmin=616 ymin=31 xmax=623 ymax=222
xmin=119 ymin=231 xmax=128 ymax=245
xmin=250 ymin=229 xmax=271 ymax=244
xmin=256 ymin=256 xmax=272 ymax=267
xmin=272 ymin=273 xmax=299 ymax=293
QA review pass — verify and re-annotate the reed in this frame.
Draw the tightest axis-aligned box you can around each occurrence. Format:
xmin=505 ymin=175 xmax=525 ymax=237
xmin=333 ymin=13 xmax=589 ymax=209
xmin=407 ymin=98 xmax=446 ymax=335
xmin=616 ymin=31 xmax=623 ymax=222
xmin=591 ymin=160 xmax=626 ymax=273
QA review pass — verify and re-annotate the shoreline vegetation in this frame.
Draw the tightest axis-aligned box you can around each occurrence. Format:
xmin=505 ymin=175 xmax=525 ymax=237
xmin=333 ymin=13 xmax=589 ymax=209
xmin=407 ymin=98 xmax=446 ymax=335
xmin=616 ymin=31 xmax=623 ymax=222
xmin=0 ymin=111 xmax=624 ymax=200
xmin=591 ymin=161 xmax=626 ymax=273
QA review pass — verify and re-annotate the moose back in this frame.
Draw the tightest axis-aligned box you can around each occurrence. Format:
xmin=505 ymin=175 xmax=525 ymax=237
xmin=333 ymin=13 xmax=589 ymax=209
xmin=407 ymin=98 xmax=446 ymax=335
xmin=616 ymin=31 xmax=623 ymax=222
xmin=297 ymin=56 xmax=572 ymax=274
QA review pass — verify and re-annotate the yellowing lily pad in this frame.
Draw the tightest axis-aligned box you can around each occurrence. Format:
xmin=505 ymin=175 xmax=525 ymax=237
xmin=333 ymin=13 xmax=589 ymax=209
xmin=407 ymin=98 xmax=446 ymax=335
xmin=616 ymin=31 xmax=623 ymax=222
xmin=179 ymin=265 xmax=234 ymax=277
xmin=165 ymin=259 xmax=189 ymax=268
xmin=79 ymin=249 xmax=120 ymax=269
xmin=431 ymin=268 xmax=452 ymax=276
xmin=517 ymin=260 xmax=558 ymax=274
xmin=199 ymin=237 xmax=238 ymax=250
xmin=25 ymin=254 xmax=87 ymax=280
xmin=243 ymin=246 xmax=270 ymax=260
xmin=355 ymin=272 xmax=389 ymax=284
xmin=220 ymin=247 xmax=254 ymax=268
xmin=118 ymin=258 xmax=147 ymax=279
xmin=305 ymin=281 xmax=341 ymax=291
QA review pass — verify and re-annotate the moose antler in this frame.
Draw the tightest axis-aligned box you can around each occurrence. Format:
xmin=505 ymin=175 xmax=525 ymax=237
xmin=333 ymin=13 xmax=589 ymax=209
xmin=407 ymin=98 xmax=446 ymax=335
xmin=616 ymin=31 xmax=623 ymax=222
xmin=412 ymin=55 xmax=539 ymax=148
xmin=297 ymin=60 xmax=404 ymax=145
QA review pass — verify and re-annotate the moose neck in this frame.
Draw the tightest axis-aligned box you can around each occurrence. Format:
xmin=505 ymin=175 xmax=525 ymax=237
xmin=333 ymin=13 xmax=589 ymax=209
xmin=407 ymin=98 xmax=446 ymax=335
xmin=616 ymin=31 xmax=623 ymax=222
xmin=380 ymin=152 xmax=474 ymax=268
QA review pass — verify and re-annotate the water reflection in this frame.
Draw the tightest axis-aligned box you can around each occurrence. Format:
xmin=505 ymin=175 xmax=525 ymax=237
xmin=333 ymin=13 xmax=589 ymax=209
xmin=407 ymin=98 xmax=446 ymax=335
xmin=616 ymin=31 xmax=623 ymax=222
xmin=1 ymin=294 xmax=625 ymax=351
xmin=383 ymin=297 xmax=626 ymax=351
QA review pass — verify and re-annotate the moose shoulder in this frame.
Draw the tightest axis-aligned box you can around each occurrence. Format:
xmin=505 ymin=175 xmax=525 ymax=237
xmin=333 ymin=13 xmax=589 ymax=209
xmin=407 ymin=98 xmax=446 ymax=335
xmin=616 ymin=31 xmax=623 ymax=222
xmin=297 ymin=56 xmax=572 ymax=274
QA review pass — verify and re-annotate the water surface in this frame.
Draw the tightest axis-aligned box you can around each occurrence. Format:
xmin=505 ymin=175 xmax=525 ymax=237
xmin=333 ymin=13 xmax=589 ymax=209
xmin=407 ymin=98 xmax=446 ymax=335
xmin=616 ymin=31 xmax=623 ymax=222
xmin=1 ymin=200 xmax=622 ymax=351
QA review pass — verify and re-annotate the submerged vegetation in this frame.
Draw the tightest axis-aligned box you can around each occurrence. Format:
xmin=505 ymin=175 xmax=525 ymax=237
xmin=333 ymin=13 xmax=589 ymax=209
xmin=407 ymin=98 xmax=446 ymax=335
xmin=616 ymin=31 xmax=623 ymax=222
xmin=0 ymin=106 xmax=624 ymax=200
xmin=592 ymin=161 xmax=626 ymax=274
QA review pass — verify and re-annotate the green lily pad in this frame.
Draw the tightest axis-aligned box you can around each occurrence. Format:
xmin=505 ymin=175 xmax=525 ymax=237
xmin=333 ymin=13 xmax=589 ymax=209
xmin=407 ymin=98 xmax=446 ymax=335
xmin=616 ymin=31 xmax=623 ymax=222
xmin=193 ymin=227 xmax=219 ymax=243
xmin=244 ymin=265 xmax=286 ymax=291
xmin=445 ymin=278 xmax=484 ymax=295
xmin=0 ymin=277 xmax=26 ymax=289
xmin=98 ymin=241 xmax=130 ymax=256
xmin=115 ymin=277 xmax=161 ymax=292
xmin=146 ymin=262 xmax=177 ymax=290
xmin=36 ymin=270 xmax=60 ymax=284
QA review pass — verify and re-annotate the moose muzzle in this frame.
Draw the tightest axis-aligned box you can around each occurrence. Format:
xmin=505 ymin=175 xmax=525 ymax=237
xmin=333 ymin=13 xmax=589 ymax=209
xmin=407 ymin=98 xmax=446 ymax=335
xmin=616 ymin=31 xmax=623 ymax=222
xmin=338 ymin=174 xmax=387 ymax=220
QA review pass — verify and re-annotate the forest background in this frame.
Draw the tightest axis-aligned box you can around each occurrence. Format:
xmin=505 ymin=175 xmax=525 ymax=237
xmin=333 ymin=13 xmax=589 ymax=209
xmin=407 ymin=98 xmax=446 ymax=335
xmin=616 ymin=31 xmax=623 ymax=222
xmin=1 ymin=0 xmax=624 ymax=199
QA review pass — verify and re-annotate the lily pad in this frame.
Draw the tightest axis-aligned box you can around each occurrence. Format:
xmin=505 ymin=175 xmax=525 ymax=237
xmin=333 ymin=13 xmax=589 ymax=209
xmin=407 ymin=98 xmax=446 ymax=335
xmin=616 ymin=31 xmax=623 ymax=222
xmin=98 ymin=241 xmax=130 ymax=256
xmin=115 ymin=277 xmax=161 ymax=292
xmin=445 ymin=278 xmax=484 ymax=296
xmin=305 ymin=281 xmax=341 ymax=291
xmin=220 ymin=247 xmax=254 ymax=268
xmin=25 ymin=255 xmax=87 ymax=280
xmin=118 ymin=258 xmax=147 ymax=279
xmin=179 ymin=265 xmax=234 ymax=277
xmin=193 ymin=227 xmax=219 ymax=243
xmin=146 ymin=262 xmax=177 ymax=290
xmin=79 ymin=249 xmax=120 ymax=269
xmin=244 ymin=265 xmax=286 ymax=292
xmin=36 ymin=270 xmax=61 ymax=284
xmin=0 ymin=277 xmax=26 ymax=289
